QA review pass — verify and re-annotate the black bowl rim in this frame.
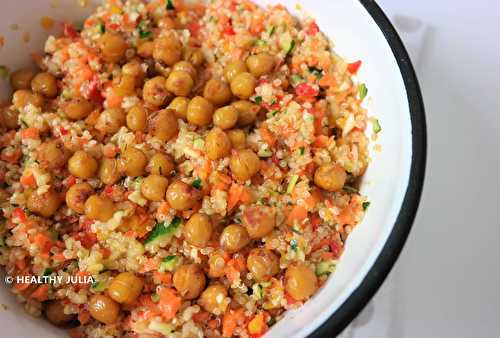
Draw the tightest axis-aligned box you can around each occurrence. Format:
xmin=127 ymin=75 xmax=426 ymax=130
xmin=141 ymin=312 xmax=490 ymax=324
xmin=309 ymin=0 xmax=427 ymax=337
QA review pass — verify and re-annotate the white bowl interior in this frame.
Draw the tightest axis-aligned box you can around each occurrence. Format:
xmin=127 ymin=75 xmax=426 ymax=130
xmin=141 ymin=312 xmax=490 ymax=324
xmin=0 ymin=0 xmax=412 ymax=337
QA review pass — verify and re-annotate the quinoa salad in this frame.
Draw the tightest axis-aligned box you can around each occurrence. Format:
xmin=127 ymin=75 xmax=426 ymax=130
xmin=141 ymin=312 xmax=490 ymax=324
xmin=0 ymin=0 xmax=377 ymax=337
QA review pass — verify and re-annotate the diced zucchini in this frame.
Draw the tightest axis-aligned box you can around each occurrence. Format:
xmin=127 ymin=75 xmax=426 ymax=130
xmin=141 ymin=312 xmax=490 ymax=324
xmin=258 ymin=147 xmax=273 ymax=158
xmin=315 ymin=260 xmax=336 ymax=276
xmin=290 ymin=74 xmax=302 ymax=85
xmin=286 ymin=175 xmax=299 ymax=194
xmin=372 ymin=119 xmax=381 ymax=133
xmin=144 ymin=217 xmax=182 ymax=247
xmin=159 ymin=255 xmax=180 ymax=272
xmin=149 ymin=320 xmax=175 ymax=335
xmin=252 ymin=283 xmax=264 ymax=300
xmin=91 ymin=281 xmax=106 ymax=292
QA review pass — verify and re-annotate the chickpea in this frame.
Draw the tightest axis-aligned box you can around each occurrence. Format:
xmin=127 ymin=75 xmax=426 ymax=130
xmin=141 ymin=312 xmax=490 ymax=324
xmin=0 ymin=107 xmax=19 ymax=129
xmin=96 ymin=108 xmax=126 ymax=135
xmin=138 ymin=41 xmax=154 ymax=58
xmin=166 ymin=70 xmax=194 ymax=97
xmin=126 ymin=105 xmax=147 ymax=131
xmin=183 ymin=47 xmax=205 ymax=67
xmin=141 ymin=175 xmax=169 ymax=201
xmin=45 ymin=300 xmax=75 ymax=326
xmin=88 ymin=294 xmax=120 ymax=324
xmin=68 ymin=150 xmax=98 ymax=179
xmin=31 ymin=72 xmax=58 ymax=98
xmin=108 ymin=272 xmax=144 ymax=304
xmin=166 ymin=181 xmax=199 ymax=210
xmin=173 ymin=264 xmax=206 ymax=299
xmin=232 ymin=100 xmax=259 ymax=127
xmin=149 ymin=109 xmax=178 ymax=141
xmin=227 ymin=129 xmax=246 ymax=149
xmin=148 ymin=153 xmax=174 ymax=176
xmin=206 ymin=127 xmax=231 ymax=160
xmin=12 ymin=90 xmax=44 ymax=110
xmin=246 ymin=53 xmax=275 ymax=77
xmin=213 ymin=105 xmax=238 ymax=130
xmin=186 ymin=96 xmax=214 ymax=127
xmin=220 ymin=224 xmax=250 ymax=253
xmin=229 ymin=149 xmax=260 ymax=181
xmin=230 ymin=72 xmax=256 ymax=99
xmin=153 ymin=36 xmax=182 ymax=66
xmin=120 ymin=147 xmax=147 ymax=177
xmin=285 ymin=263 xmax=318 ymax=301
xmin=314 ymin=163 xmax=347 ymax=192
xmin=65 ymin=182 xmax=93 ymax=214
xmin=27 ymin=189 xmax=61 ymax=218
xmin=242 ymin=205 xmax=275 ymax=239
xmin=157 ymin=17 xmax=178 ymax=30
xmin=114 ymin=75 xmax=136 ymax=97
xmin=122 ymin=60 xmax=145 ymax=83
xmin=247 ymin=248 xmax=280 ymax=281
xmin=99 ymin=158 xmax=122 ymax=185
xmin=85 ymin=195 xmax=115 ymax=221
xmin=98 ymin=33 xmax=127 ymax=64
xmin=184 ymin=213 xmax=213 ymax=247
xmin=168 ymin=96 xmax=189 ymax=120
xmin=203 ymin=79 xmax=232 ymax=106
xmin=10 ymin=68 xmax=35 ymax=90
xmin=65 ymin=98 xmax=93 ymax=120
xmin=208 ymin=253 xmax=226 ymax=278
xmin=224 ymin=60 xmax=248 ymax=83
xmin=199 ymin=284 xmax=228 ymax=315
xmin=143 ymin=76 xmax=169 ymax=107
xmin=173 ymin=61 xmax=196 ymax=80
xmin=37 ymin=141 xmax=68 ymax=169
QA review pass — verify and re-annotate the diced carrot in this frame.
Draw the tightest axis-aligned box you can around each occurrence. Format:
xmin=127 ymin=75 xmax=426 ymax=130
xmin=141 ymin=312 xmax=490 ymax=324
xmin=227 ymin=183 xmax=244 ymax=211
xmin=79 ymin=66 xmax=93 ymax=81
xmin=224 ymin=265 xmax=240 ymax=284
xmin=140 ymin=258 xmax=160 ymax=273
xmin=313 ymin=135 xmax=329 ymax=148
xmin=153 ymin=271 xmax=172 ymax=284
xmin=157 ymin=201 xmax=170 ymax=217
xmin=213 ymin=182 xmax=229 ymax=191
xmin=20 ymin=174 xmax=36 ymax=187
xmin=310 ymin=213 xmax=322 ymax=230
xmin=222 ymin=308 xmax=246 ymax=337
xmin=285 ymin=292 xmax=300 ymax=305
xmin=31 ymin=284 xmax=50 ymax=302
xmin=158 ymin=287 xmax=182 ymax=320
xmin=106 ymin=89 xmax=123 ymax=108
xmin=319 ymin=73 xmax=336 ymax=88
xmin=287 ymin=205 xmax=308 ymax=226
xmin=21 ymin=127 xmax=39 ymax=139
xmin=259 ymin=127 xmax=276 ymax=147
xmin=239 ymin=186 xmax=253 ymax=203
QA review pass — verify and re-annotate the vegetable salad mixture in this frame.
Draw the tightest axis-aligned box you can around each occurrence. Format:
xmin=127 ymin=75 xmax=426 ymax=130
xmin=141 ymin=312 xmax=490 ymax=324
xmin=0 ymin=0 xmax=375 ymax=337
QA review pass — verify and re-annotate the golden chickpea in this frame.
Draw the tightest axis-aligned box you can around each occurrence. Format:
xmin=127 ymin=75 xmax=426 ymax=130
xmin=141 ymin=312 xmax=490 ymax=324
xmin=285 ymin=263 xmax=318 ymax=301
xmin=208 ymin=253 xmax=226 ymax=278
xmin=186 ymin=96 xmax=214 ymax=127
xmin=232 ymin=100 xmax=259 ymax=126
xmin=68 ymin=150 xmax=98 ymax=179
xmin=213 ymin=105 xmax=238 ymax=130
xmin=114 ymin=75 xmax=136 ymax=97
xmin=203 ymin=79 xmax=232 ymax=106
xmin=153 ymin=36 xmax=182 ymax=66
xmin=227 ymin=129 xmax=246 ymax=149
xmin=120 ymin=147 xmax=147 ymax=177
xmin=148 ymin=153 xmax=174 ymax=176
xmin=98 ymin=33 xmax=127 ymax=64
xmin=122 ymin=60 xmax=145 ymax=82
xmin=149 ymin=109 xmax=178 ymax=141
xmin=173 ymin=264 xmax=206 ymax=300
xmin=65 ymin=98 xmax=93 ymax=120
xmin=206 ymin=127 xmax=231 ymax=160
xmin=173 ymin=61 xmax=196 ymax=80
xmin=157 ymin=17 xmax=178 ymax=30
xmin=141 ymin=175 xmax=169 ymax=201
xmin=37 ymin=141 xmax=68 ymax=169
xmin=10 ymin=68 xmax=35 ymax=90
xmin=166 ymin=181 xmax=199 ymax=211
xmin=12 ymin=90 xmax=44 ymax=110
xmin=88 ymin=294 xmax=120 ymax=324
xmin=108 ymin=272 xmax=144 ymax=304
xmin=199 ymin=284 xmax=228 ymax=315
xmin=85 ymin=195 xmax=115 ymax=221
xmin=99 ymin=158 xmax=122 ymax=185
xmin=183 ymin=47 xmax=205 ymax=67
xmin=143 ymin=76 xmax=170 ymax=107
xmin=246 ymin=53 xmax=275 ymax=77
xmin=229 ymin=149 xmax=260 ymax=181
xmin=242 ymin=205 xmax=276 ymax=239
xmin=0 ymin=107 xmax=18 ymax=129
xmin=230 ymin=72 xmax=256 ymax=99
xmin=220 ymin=224 xmax=250 ymax=253
xmin=65 ymin=182 xmax=93 ymax=214
xmin=45 ymin=300 xmax=75 ymax=326
xmin=31 ymin=72 xmax=58 ymax=98
xmin=126 ymin=105 xmax=147 ymax=131
xmin=224 ymin=60 xmax=248 ymax=83
xmin=247 ymin=248 xmax=280 ymax=281
xmin=27 ymin=189 xmax=61 ymax=218
xmin=314 ymin=163 xmax=347 ymax=192
xmin=96 ymin=108 xmax=126 ymax=135
xmin=184 ymin=213 xmax=213 ymax=247
xmin=166 ymin=70 xmax=194 ymax=97
xmin=168 ymin=96 xmax=189 ymax=120
xmin=137 ymin=41 xmax=154 ymax=58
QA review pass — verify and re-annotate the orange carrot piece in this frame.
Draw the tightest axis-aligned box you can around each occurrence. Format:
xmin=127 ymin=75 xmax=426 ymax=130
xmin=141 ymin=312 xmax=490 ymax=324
xmin=222 ymin=308 xmax=246 ymax=337
xmin=21 ymin=127 xmax=39 ymax=139
xmin=227 ymin=183 xmax=244 ymax=211
xmin=20 ymin=174 xmax=36 ymax=187
xmin=259 ymin=127 xmax=276 ymax=147
xmin=287 ymin=205 xmax=308 ymax=226
xmin=31 ymin=284 xmax=50 ymax=301
xmin=158 ymin=287 xmax=182 ymax=320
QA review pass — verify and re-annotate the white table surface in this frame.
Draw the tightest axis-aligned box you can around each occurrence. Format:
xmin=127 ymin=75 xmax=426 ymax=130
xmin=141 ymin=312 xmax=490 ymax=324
xmin=346 ymin=1 xmax=500 ymax=337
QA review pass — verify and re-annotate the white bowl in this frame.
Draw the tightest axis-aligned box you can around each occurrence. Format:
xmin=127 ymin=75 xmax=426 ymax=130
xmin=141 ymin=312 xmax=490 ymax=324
xmin=0 ymin=0 xmax=426 ymax=337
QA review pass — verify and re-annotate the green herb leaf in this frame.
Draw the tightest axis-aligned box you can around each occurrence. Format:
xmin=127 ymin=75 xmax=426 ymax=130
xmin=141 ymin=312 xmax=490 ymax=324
xmin=42 ymin=268 xmax=53 ymax=276
xmin=290 ymin=239 xmax=298 ymax=251
xmin=362 ymin=201 xmax=371 ymax=211
xmin=254 ymin=39 xmax=267 ymax=46
xmin=299 ymin=146 xmax=305 ymax=155
xmin=166 ymin=0 xmax=175 ymax=10
xmin=98 ymin=23 xmax=105 ymax=34
xmin=358 ymin=83 xmax=368 ymax=100
xmin=286 ymin=40 xmax=296 ymax=55
xmin=372 ymin=119 xmax=381 ymax=133
xmin=139 ymin=30 xmax=152 ymax=39
xmin=268 ymin=26 xmax=276 ymax=36
xmin=271 ymin=110 xmax=279 ymax=116
xmin=343 ymin=185 xmax=358 ymax=193
xmin=151 ymin=293 xmax=160 ymax=302
xmin=268 ymin=316 xmax=276 ymax=326
xmin=308 ymin=66 xmax=323 ymax=79
xmin=290 ymin=74 xmax=302 ymax=85
xmin=254 ymin=96 xmax=263 ymax=104
xmin=191 ymin=178 xmax=202 ymax=189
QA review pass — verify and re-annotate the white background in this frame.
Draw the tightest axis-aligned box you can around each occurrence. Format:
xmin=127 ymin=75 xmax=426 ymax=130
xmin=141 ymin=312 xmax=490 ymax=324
xmin=347 ymin=1 xmax=500 ymax=337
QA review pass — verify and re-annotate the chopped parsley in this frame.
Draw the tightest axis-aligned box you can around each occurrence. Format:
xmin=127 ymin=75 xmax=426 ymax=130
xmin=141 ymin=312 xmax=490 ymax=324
xmin=268 ymin=26 xmax=276 ymax=36
xmin=290 ymin=239 xmax=298 ymax=251
xmin=191 ymin=178 xmax=202 ymax=189
xmin=254 ymin=39 xmax=267 ymax=46
xmin=362 ymin=201 xmax=371 ymax=210
xmin=286 ymin=40 xmax=296 ymax=55
xmin=271 ymin=110 xmax=279 ymax=116
xmin=373 ymin=119 xmax=382 ymax=133
xmin=138 ymin=21 xmax=152 ymax=39
xmin=358 ymin=83 xmax=368 ymax=100
xmin=309 ymin=66 xmax=323 ymax=79
xmin=166 ymin=0 xmax=175 ymax=10
xmin=42 ymin=268 xmax=53 ymax=276
xmin=97 ymin=22 xmax=105 ymax=34
xmin=254 ymin=96 xmax=263 ymax=104
xmin=299 ymin=146 xmax=305 ymax=155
